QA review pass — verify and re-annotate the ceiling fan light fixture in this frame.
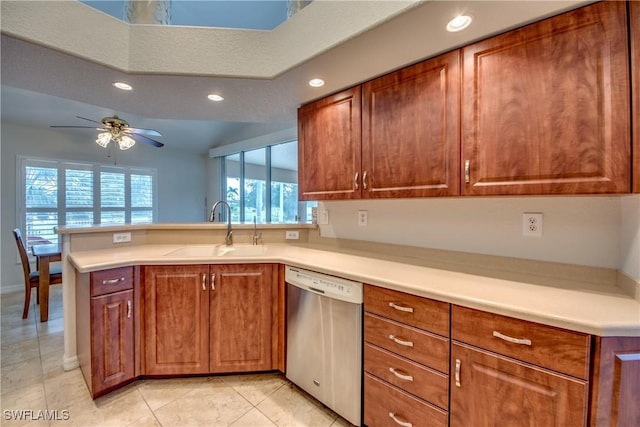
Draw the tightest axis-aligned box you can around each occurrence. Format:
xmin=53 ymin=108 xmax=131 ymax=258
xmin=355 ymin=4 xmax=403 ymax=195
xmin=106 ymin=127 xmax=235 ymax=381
xmin=96 ymin=132 xmax=112 ymax=147
xmin=113 ymin=82 xmax=133 ymax=91
xmin=117 ymin=135 xmax=136 ymax=150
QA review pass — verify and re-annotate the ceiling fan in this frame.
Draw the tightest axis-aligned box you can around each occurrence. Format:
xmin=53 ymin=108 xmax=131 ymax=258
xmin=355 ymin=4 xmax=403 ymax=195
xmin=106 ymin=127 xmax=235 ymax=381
xmin=51 ymin=115 xmax=164 ymax=149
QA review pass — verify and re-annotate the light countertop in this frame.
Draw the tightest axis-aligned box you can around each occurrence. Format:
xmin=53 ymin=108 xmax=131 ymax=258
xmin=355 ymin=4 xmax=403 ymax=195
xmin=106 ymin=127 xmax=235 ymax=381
xmin=67 ymin=243 xmax=640 ymax=337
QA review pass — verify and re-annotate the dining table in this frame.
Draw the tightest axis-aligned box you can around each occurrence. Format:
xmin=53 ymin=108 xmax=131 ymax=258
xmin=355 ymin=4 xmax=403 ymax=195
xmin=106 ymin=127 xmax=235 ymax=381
xmin=31 ymin=243 xmax=62 ymax=322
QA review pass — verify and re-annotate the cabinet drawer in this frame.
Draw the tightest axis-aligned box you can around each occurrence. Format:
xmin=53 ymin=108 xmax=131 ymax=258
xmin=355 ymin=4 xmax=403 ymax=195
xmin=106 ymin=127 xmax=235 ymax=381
xmin=365 ymin=313 xmax=449 ymax=373
xmin=451 ymin=305 xmax=591 ymax=379
xmin=364 ymin=373 xmax=448 ymax=427
xmin=91 ymin=267 xmax=134 ymax=297
xmin=365 ymin=285 xmax=449 ymax=336
xmin=364 ymin=343 xmax=448 ymax=410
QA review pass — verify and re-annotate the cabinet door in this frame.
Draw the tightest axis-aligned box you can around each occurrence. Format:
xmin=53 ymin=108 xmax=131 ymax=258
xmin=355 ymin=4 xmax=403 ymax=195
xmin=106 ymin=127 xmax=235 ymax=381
xmin=143 ymin=265 xmax=209 ymax=375
xmin=210 ymin=264 xmax=275 ymax=372
xmin=362 ymin=50 xmax=460 ymax=198
xmin=450 ymin=342 xmax=588 ymax=427
xmin=298 ymin=87 xmax=362 ymax=200
xmin=631 ymin=0 xmax=640 ymax=193
xmin=462 ymin=1 xmax=630 ymax=195
xmin=91 ymin=290 xmax=134 ymax=396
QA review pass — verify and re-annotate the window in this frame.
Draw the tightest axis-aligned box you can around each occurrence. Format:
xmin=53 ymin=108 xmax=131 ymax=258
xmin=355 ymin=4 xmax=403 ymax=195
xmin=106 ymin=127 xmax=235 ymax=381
xmin=18 ymin=157 xmax=156 ymax=251
xmin=220 ymin=141 xmax=315 ymax=223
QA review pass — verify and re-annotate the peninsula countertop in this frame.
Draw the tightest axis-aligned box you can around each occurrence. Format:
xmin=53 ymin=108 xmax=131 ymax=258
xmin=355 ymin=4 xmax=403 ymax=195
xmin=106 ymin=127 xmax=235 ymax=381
xmin=66 ymin=243 xmax=640 ymax=337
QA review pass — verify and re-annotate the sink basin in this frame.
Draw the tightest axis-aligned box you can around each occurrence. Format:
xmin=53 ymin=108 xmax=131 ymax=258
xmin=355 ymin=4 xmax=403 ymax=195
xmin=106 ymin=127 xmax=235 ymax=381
xmin=165 ymin=244 xmax=267 ymax=258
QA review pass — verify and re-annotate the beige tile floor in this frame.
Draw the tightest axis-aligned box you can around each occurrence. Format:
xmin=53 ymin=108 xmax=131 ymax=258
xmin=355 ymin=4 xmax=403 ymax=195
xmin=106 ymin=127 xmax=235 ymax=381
xmin=1 ymin=286 xmax=355 ymax=427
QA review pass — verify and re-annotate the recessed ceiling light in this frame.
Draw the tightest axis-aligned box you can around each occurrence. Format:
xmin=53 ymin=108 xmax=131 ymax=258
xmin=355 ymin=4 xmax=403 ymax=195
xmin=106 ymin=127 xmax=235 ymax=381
xmin=113 ymin=82 xmax=133 ymax=91
xmin=309 ymin=78 xmax=325 ymax=88
xmin=208 ymin=94 xmax=224 ymax=102
xmin=446 ymin=15 xmax=472 ymax=32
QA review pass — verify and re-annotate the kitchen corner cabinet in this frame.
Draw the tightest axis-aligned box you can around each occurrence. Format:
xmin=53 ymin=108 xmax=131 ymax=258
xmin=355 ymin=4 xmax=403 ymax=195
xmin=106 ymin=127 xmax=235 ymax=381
xmin=450 ymin=305 xmax=590 ymax=427
xmin=76 ymin=267 xmax=136 ymax=398
xmin=461 ymin=1 xmax=630 ymax=195
xmin=298 ymin=50 xmax=460 ymax=201
xmin=142 ymin=264 xmax=277 ymax=376
xmin=298 ymin=87 xmax=362 ymax=201
xmin=631 ymin=0 xmax=640 ymax=193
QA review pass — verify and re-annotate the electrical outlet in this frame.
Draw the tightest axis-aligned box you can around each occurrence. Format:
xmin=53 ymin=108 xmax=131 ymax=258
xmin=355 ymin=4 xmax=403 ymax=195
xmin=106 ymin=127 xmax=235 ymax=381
xmin=113 ymin=232 xmax=132 ymax=243
xmin=358 ymin=210 xmax=368 ymax=226
xmin=285 ymin=230 xmax=299 ymax=240
xmin=318 ymin=210 xmax=329 ymax=225
xmin=522 ymin=213 xmax=543 ymax=237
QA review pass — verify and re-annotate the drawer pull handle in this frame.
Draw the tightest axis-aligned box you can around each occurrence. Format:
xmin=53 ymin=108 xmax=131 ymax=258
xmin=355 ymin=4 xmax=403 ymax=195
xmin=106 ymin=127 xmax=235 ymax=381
xmin=202 ymin=273 xmax=207 ymax=291
xmin=493 ymin=331 xmax=532 ymax=346
xmin=389 ymin=367 xmax=413 ymax=382
xmin=211 ymin=274 xmax=216 ymax=291
xmin=354 ymin=172 xmax=359 ymax=190
xmin=464 ymin=160 xmax=470 ymax=183
xmin=389 ymin=302 xmax=414 ymax=313
xmin=362 ymin=171 xmax=368 ymax=190
xmin=127 ymin=300 xmax=132 ymax=318
xmin=389 ymin=412 xmax=412 ymax=427
xmin=389 ymin=335 xmax=413 ymax=347
xmin=455 ymin=358 xmax=461 ymax=387
xmin=102 ymin=277 xmax=125 ymax=285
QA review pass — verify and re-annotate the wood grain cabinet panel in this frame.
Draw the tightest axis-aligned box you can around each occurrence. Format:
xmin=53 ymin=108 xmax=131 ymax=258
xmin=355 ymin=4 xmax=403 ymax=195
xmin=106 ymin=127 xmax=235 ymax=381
xmin=143 ymin=265 xmax=210 ymax=375
xmin=364 ymin=373 xmax=448 ymax=427
xmin=91 ymin=290 xmax=135 ymax=395
xmin=364 ymin=284 xmax=449 ymax=336
xmin=298 ymin=87 xmax=362 ymax=200
xmin=461 ymin=1 xmax=630 ymax=195
xmin=631 ymin=0 xmax=640 ymax=193
xmin=365 ymin=312 xmax=449 ymax=374
xmin=362 ymin=50 xmax=460 ymax=198
xmin=589 ymin=336 xmax=640 ymax=427
xmin=450 ymin=342 xmax=588 ymax=427
xmin=76 ymin=266 xmax=137 ymax=398
xmin=452 ymin=305 xmax=591 ymax=379
xmin=210 ymin=264 xmax=276 ymax=372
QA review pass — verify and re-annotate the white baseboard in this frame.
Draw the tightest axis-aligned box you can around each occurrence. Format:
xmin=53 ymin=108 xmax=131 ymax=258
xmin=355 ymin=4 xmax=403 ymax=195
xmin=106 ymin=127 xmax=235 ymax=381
xmin=1 ymin=283 xmax=23 ymax=294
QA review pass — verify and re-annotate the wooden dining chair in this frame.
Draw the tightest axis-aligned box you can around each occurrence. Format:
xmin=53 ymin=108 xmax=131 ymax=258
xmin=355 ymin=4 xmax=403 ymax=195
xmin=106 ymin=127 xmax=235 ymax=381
xmin=12 ymin=228 xmax=63 ymax=319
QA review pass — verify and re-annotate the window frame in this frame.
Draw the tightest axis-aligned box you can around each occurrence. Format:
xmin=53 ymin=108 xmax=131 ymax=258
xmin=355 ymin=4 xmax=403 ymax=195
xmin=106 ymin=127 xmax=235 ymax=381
xmin=17 ymin=155 xmax=157 ymax=253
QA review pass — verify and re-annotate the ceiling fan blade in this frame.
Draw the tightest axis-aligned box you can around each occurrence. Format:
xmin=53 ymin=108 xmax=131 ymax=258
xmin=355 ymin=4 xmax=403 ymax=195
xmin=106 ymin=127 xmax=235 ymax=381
xmin=50 ymin=125 xmax=103 ymax=130
xmin=75 ymin=116 xmax=102 ymax=124
xmin=123 ymin=127 xmax=162 ymax=137
xmin=129 ymin=133 xmax=164 ymax=148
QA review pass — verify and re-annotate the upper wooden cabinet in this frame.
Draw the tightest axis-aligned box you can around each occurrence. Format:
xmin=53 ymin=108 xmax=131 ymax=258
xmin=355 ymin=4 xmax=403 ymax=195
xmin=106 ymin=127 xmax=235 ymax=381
xmin=362 ymin=51 xmax=460 ymax=198
xmin=631 ymin=0 xmax=640 ymax=193
xmin=298 ymin=51 xmax=460 ymax=201
xmin=298 ymin=87 xmax=362 ymax=201
xmin=461 ymin=1 xmax=630 ymax=195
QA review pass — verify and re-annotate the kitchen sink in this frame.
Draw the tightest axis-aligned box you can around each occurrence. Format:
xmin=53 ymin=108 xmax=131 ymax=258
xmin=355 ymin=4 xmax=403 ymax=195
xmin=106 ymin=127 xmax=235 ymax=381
xmin=164 ymin=244 xmax=268 ymax=258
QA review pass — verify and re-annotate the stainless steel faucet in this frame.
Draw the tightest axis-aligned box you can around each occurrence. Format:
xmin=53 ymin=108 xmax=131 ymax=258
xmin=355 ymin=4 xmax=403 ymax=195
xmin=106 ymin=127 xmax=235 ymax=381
xmin=252 ymin=216 xmax=262 ymax=245
xmin=209 ymin=201 xmax=233 ymax=246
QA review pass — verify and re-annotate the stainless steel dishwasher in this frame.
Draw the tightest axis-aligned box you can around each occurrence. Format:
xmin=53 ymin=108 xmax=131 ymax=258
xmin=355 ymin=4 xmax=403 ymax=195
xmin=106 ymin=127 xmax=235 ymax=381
xmin=285 ymin=265 xmax=363 ymax=426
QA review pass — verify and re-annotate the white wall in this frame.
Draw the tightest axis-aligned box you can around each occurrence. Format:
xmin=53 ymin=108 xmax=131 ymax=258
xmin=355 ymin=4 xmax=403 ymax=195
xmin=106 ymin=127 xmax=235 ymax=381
xmin=1 ymin=122 xmax=207 ymax=291
xmin=318 ymin=195 xmax=640 ymax=280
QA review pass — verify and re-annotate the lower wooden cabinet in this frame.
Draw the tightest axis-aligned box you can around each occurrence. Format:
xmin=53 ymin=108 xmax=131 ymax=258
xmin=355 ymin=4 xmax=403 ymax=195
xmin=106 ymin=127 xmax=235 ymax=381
xmin=142 ymin=263 xmax=277 ymax=376
xmin=76 ymin=267 xmax=136 ymax=398
xmin=450 ymin=342 xmax=588 ymax=427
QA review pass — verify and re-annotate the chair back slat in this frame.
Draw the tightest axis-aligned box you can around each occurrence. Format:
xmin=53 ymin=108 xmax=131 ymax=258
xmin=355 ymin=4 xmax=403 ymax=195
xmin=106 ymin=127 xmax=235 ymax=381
xmin=12 ymin=228 xmax=32 ymax=280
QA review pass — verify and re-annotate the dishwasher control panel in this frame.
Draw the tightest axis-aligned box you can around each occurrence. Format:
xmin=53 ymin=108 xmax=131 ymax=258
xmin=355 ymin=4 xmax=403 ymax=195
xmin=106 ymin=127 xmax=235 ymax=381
xmin=285 ymin=266 xmax=363 ymax=304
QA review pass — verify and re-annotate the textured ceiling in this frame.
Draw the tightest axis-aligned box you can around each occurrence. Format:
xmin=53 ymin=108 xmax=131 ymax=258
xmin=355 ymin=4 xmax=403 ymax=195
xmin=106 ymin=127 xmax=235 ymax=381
xmin=1 ymin=0 xmax=590 ymax=154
